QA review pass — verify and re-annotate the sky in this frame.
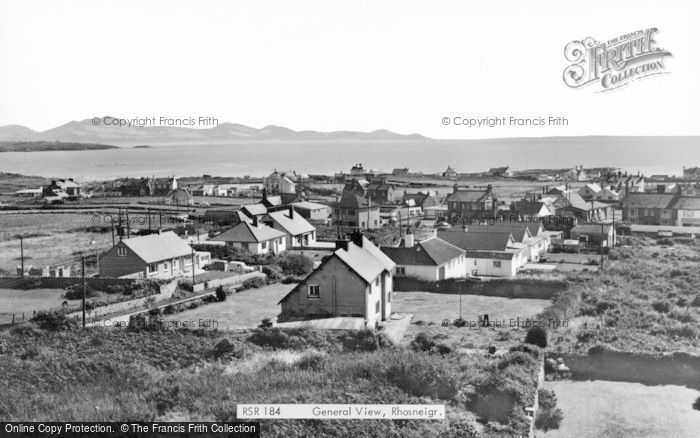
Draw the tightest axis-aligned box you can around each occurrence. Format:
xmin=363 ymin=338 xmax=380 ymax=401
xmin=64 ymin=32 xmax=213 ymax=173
xmin=0 ymin=0 xmax=698 ymax=139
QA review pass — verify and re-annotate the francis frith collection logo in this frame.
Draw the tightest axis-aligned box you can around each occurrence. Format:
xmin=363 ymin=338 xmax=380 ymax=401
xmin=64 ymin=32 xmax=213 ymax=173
xmin=563 ymin=28 xmax=672 ymax=92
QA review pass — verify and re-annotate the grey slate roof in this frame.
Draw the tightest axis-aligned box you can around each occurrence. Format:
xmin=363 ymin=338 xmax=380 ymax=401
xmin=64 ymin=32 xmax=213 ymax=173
xmin=210 ymin=221 xmax=285 ymax=243
xmin=120 ymin=231 xmax=192 ymax=263
xmin=437 ymin=230 xmax=514 ymax=251
xmin=381 ymin=237 xmax=465 ymax=266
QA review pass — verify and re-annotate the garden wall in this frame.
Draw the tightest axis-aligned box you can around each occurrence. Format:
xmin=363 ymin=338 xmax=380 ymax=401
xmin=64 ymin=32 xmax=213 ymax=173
xmin=0 ymin=276 xmax=136 ymax=290
xmin=562 ymin=351 xmax=700 ymax=389
xmin=393 ymin=277 xmax=567 ymax=300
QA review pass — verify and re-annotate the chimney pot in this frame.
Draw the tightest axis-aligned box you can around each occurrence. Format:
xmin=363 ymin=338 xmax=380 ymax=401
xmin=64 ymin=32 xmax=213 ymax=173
xmin=289 ymin=205 xmax=294 ymax=218
xmin=335 ymin=240 xmax=349 ymax=251
xmin=252 ymin=215 xmax=259 ymax=227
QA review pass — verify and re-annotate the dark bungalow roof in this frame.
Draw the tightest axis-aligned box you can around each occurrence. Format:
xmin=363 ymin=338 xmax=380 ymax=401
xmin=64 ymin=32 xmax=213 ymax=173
xmin=464 ymin=223 xmax=531 ymax=242
xmin=446 ymin=189 xmax=491 ymax=203
xmin=437 ymin=230 xmax=513 ymax=251
xmin=463 ymin=250 xmax=516 ymax=260
xmin=672 ymin=197 xmax=700 ymax=210
xmin=381 ymin=237 xmax=464 ymax=266
xmin=210 ymin=221 xmax=285 ymax=243
xmin=621 ymin=192 xmax=677 ymax=209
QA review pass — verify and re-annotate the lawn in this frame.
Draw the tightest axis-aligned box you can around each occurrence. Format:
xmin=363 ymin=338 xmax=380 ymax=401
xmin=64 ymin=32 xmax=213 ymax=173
xmin=160 ymin=283 xmax=295 ymax=329
xmin=541 ymin=380 xmax=700 ymax=438
xmin=0 ymin=288 xmax=68 ymax=323
xmin=0 ymin=213 xmax=114 ymax=274
xmin=392 ymin=291 xmax=551 ymax=349
xmin=393 ymin=291 xmax=550 ymax=325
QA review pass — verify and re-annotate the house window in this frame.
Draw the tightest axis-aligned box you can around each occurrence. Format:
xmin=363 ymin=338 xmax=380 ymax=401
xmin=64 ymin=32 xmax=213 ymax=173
xmin=308 ymin=284 xmax=320 ymax=298
xmin=148 ymin=263 xmax=158 ymax=273
xmin=396 ymin=267 xmax=406 ymax=276
xmin=347 ymin=209 xmax=356 ymax=216
xmin=375 ymin=301 xmax=380 ymax=313
xmin=388 ymin=292 xmax=391 ymax=303
xmin=117 ymin=247 xmax=127 ymax=257
xmin=375 ymin=277 xmax=380 ymax=286
xmin=261 ymin=241 xmax=268 ymax=250
xmin=493 ymin=261 xmax=502 ymax=268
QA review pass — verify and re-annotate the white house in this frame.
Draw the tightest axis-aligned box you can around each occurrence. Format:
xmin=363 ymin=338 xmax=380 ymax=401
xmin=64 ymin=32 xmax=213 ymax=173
xmin=381 ymin=231 xmax=466 ymax=281
xmin=209 ymin=217 xmax=287 ymax=255
xmin=263 ymin=207 xmax=317 ymax=248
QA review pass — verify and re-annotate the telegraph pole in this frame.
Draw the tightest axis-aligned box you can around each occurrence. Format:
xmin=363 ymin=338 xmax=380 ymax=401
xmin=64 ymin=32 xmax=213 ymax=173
xmin=81 ymin=256 xmax=86 ymax=328
xmin=19 ymin=235 xmax=25 ymax=276
xmin=191 ymin=247 xmax=196 ymax=285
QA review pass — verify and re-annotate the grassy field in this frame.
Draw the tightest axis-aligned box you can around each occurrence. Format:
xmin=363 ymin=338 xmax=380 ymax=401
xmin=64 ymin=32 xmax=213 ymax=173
xmin=0 ymin=213 xmax=114 ymax=274
xmin=161 ymin=283 xmax=295 ymax=329
xmin=0 ymin=288 xmax=68 ymax=323
xmin=393 ymin=291 xmax=551 ymax=350
xmin=540 ymin=237 xmax=700 ymax=355
xmin=541 ymin=380 xmax=700 ymax=438
xmin=0 ymin=324 xmax=542 ymax=437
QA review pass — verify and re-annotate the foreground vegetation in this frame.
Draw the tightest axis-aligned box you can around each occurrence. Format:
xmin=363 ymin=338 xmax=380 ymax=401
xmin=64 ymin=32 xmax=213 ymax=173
xmin=0 ymin=323 xmax=543 ymax=437
xmin=540 ymin=236 xmax=700 ymax=354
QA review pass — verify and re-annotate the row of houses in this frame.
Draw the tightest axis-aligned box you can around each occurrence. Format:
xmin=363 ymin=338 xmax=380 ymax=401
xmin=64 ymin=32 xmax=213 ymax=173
xmin=621 ymin=184 xmax=700 ymax=227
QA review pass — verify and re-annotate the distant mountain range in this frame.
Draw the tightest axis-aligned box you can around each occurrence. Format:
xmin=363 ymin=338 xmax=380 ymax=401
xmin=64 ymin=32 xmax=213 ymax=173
xmin=0 ymin=118 xmax=430 ymax=146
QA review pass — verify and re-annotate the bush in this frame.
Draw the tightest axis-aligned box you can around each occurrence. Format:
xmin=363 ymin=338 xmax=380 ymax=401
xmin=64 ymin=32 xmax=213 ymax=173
xmin=693 ymin=397 xmax=700 ymax=411
xmin=31 ymin=311 xmax=78 ymax=331
xmin=651 ymin=300 xmax=671 ymax=313
xmin=387 ymin=357 xmax=459 ymax=400
xmin=657 ymin=238 xmax=674 ymax=246
xmin=262 ymin=265 xmax=283 ymax=283
xmin=241 ymin=276 xmax=266 ymax=289
xmin=341 ymin=329 xmax=393 ymax=352
xmin=524 ymin=326 xmax=547 ymax=348
xmin=63 ymin=284 xmax=98 ymax=300
xmin=279 ymin=254 xmax=314 ymax=276
xmin=177 ymin=280 xmax=194 ymax=292
xmin=535 ymin=406 xmax=563 ymax=431
xmin=296 ymin=352 xmax=329 ymax=371
xmin=215 ymin=285 xmax=226 ymax=302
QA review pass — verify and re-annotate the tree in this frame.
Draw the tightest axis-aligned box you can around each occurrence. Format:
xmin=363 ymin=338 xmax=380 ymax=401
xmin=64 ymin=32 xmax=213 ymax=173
xmin=215 ymin=285 xmax=226 ymax=302
xmin=279 ymin=253 xmax=314 ymax=276
xmin=524 ymin=326 xmax=547 ymax=348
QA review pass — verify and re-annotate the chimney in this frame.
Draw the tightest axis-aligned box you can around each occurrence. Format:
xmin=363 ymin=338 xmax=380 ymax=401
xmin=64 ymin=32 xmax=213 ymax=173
xmin=453 ymin=183 xmax=459 ymax=193
xmin=335 ymin=240 xmax=349 ymax=251
xmin=403 ymin=227 xmax=414 ymax=248
xmin=262 ymin=188 xmax=268 ymax=202
xmin=350 ymin=230 xmax=364 ymax=248
xmin=252 ymin=215 xmax=259 ymax=227
xmin=461 ymin=222 xmax=468 ymax=232
xmin=657 ymin=184 xmax=665 ymax=194
xmin=289 ymin=205 xmax=294 ymax=219
xmin=486 ymin=184 xmax=492 ymax=194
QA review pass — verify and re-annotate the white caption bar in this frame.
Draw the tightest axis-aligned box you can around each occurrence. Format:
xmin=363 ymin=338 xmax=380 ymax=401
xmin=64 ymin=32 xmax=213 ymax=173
xmin=237 ymin=404 xmax=445 ymax=420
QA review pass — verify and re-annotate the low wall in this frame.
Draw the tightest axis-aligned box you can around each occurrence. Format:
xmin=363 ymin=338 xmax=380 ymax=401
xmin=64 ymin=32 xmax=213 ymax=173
xmin=0 ymin=276 xmax=137 ymax=290
xmin=393 ymin=277 xmax=567 ymax=299
xmin=561 ymin=350 xmax=700 ymax=389
xmin=66 ymin=279 xmax=179 ymax=320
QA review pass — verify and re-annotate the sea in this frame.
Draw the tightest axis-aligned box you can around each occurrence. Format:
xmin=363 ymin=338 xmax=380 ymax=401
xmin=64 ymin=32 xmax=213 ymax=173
xmin=0 ymin=138 xmax=696 ymax=181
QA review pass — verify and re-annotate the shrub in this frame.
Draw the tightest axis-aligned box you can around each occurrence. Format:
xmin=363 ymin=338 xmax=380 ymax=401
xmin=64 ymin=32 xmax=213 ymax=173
xmin=341 ymin=329 xmax=393 ymax=352
xmin=535 ymin=406 xmax=563 ymax=431
xmin=241 ymin=276 xmax=266 ymax=289
xmin=651 ymin=300 xmax=671 ymax=313
xmin=215 ymin=285 xmax=226 ymax=302
xmin=387 ymin=356 xmax=459 ymax=400
xmin=657 ymin=238 xmax=674 ymax=246
xmin=410 ymin=332 xmax=436 ymax=352
xmin=31 ymin=311 xmax=78 ymax=331
xmin=281 ymin=275 xmax=303 ymax=284
xmin=63 ymin=284 xmax=98 ymax=300
xmin=524 ymin=326 xmax=547 ymax=348
xmin=262 ymin=265 xmax=283 ymax=283
xmin=296 ymin=352 xmax=329 ymax=371
xmin=693 ymin=397 xmax=700 ymax=411
xmin=177 ymin=280 xmax=194 ymax=292
xmin=279 ymin=254 xmax=314 ymax=276
xmin=497 ymin=351 xmax=538 ymax=370
xmin=105 ymin=284 xmax=126 ymax=294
